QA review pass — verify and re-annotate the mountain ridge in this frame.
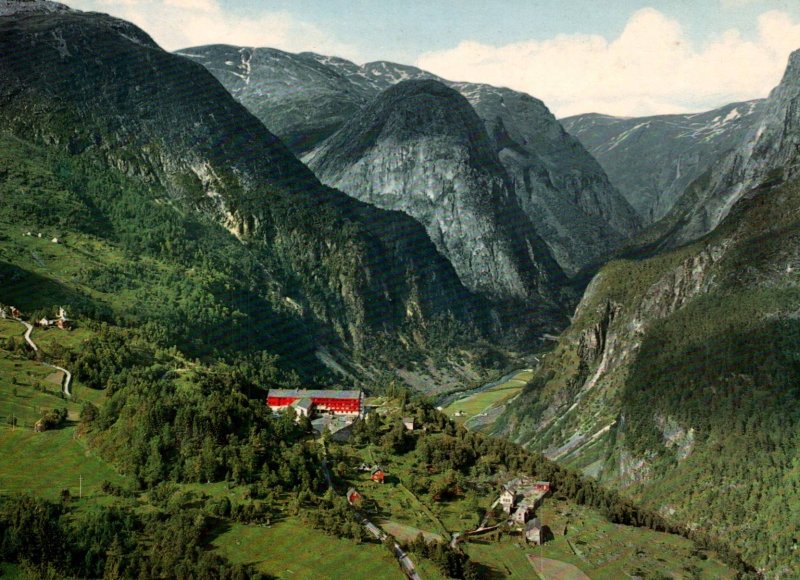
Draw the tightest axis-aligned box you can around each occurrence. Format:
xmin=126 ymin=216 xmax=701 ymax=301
xmin=179 ymin=45 xmax=640 ymax=276
xmin=561 ymin=99 xmax=766 ymax=224
xmin=304 ymin=79 xmax=567 ymax=312
xmin=0 ymin=2 xmax=495 ymax=374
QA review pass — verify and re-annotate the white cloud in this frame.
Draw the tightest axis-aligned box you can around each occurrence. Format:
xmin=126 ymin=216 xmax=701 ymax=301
xmin=64 ymin=0 xmax=361 ymax=60
xmin=417 ymin=8 xmax=800 ymax=117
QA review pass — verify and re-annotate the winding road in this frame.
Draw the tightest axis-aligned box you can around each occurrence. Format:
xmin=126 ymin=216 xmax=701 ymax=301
xmin=18 ymin=318 xmax=36 ymax=351
xmin=11 ymin=316 xmax=72 ymax=399
xmin=320 ymin=448 xmax=422 ymax=579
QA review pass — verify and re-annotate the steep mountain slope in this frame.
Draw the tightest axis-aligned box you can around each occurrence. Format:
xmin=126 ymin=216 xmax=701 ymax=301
xmin=651 ymin=49 xmax=800 ymax=248
xmin=450 ymin=81 xmax=640 ymax=274
xmin=304 ymin=80 xmax=565 ymax=315
xmin=172 ymin=45 xmax=377 ymax=155
xmin=562 ymin=100 xmax=765 ymax=224
xmin=494 ymin=176 xmax=800 ymax=573
xmin=182 ymin=47 xmax=640 ymax=275
xmin=0 ymin=2 xmax=486 ymax=371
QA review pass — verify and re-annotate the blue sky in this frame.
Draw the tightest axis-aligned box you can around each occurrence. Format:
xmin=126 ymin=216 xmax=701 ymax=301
xmin=65 ymin=0 xmax=800 ymax=116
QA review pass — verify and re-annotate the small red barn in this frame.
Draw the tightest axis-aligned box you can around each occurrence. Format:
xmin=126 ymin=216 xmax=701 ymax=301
xmin=346 ymin=487 xmax=362 ymax=505
xmin=371 ymin=469 xmax=385 ymax=484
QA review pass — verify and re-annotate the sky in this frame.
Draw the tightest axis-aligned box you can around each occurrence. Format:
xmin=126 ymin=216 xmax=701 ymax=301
xmin=63 ymin=0 xmax=800 ymax=118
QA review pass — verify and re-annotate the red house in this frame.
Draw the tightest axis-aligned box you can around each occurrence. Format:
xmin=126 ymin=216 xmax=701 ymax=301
xmin=371 ymin=469 xmax=385 ymax=484
xmin=267 ymin=389 xmax=363 ymax=417
xmin=346 ymin=488 xmax=362 ymax=505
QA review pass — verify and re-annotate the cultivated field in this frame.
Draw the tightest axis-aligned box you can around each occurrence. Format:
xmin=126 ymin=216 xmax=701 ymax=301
xmin=213 ymin=519 xmax=403 ymax=579
xmin=443 ymin=369 xmax=532 ymax=426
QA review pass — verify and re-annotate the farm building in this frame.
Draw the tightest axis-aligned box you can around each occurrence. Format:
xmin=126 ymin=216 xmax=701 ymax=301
xmin=346 ymin=488 xmax=362 ymax=506
xmin=501 ymin=477 xmax=552 ymax=519
xmin=500 ymin=489 xmax=516 ymax=514
xmin=402 ymin=417 xmax=415 ymax=431
xmin=371 ymin=468 xmax=385 ymax=484
xmin=525 ymin=518 xmax=550 ymax=545
xmin=511 ymin=503 xmax=534 ymax=524
xmin=56 ymin=307 xmax=71 ymax=329
xmin=533 ymin=481 xmax=551 ymax=494
xmin=267 ymin=389 xmax=363 ymax=417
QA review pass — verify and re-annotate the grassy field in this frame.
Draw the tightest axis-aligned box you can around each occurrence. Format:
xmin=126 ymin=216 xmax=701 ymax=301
xmin=379 ymin=520 xmax=443 ymax=544
xmin=443 ymin=369 xmax=532 ymax=426
xmin=463 ymin=500 xmax=734 ymax=579
xmin=212 ymin=519 xmax=404 ymax=579
xmin=0 ymin=328 xmax=125 ymax=501
xmin=0 ymin=563 xmax=23 ymax=579
xmin=0 ymin=428 xmax=125 ymax=500
xmin=348 ymin=445 xmax=461 ymax=538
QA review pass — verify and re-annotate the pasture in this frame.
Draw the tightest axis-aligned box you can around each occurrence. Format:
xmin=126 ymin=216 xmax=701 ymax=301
xmin=212 ymin=519 xmax=403 ymax=579
xmin=443 ymin=369 xmax=532 ymax=425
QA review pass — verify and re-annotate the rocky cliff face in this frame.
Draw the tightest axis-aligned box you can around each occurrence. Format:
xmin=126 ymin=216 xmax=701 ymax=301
xmin=562 ymin=100 xmax=765 ymax=224
xmin=304 ymin=80 xmax=565 ymax=310
xmin=653 ymin=50 xmax=800 ymax=247
xmin=0 ymin=2 xmax=483 ymax=357
xmin=183 ymin=47 xmax=640 ymax=275
xmin=494 ymin=175 xmax=800 ymax=573
xmin=452 ymin=82 xmax=640 ymax=274
xmin=172 ymin=45 xmax=377 ymax=155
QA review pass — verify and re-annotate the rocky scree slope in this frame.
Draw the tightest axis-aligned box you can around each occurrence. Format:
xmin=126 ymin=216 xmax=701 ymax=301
xmin=561 ymin=100 xmax=765 ymax=224
xmin=181 ymin=47 xmax=640 ymax=276
xmin=0 ymin=3 xmax=485 ymax=361
xmin=304 ymin=79 xmax=567 ymax=318
xmin=493 ymin=175 xmax=800 ymax=574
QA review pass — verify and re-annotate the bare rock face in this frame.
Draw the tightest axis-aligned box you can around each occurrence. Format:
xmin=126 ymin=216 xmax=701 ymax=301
xmin=181 ymin=47 xmax=640 ymax=276
xmin=172 ymin=46 xmax=377 ymax=155
xmin=562 ymin=100 xmax=765 ymax=224
xmin=304 ymin=80 xmax=565 ymax=309
xmin=654 ymin=50 xmax=800 ymax=247
xmin=0 ymin=0 xmax=67 ymax=16
xmin=453 ymin=83 xmax=640 ymax=274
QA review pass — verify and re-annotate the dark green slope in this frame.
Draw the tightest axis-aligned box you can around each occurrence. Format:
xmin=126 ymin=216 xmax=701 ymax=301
xmin=495 ymin=178 xmax=800 ymax=573
xmin=0 ymin=5 xmax=489 ymax=373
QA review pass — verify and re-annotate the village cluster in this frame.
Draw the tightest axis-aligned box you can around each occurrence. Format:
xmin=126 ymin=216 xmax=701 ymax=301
xmin=0 ymin=305 xmax=71 ymax=330
xmin=500 ymin=477 xmax=552 ymax=544
xmin=267 ymin=387 xmax=552 ymax=545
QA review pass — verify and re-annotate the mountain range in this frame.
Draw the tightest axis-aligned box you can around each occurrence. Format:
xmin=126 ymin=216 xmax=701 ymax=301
xmin=562 ymin=99 xmax=766 ymax=224
xmin=2 ymin=1 xmax=800 ymax=575
xmin=494 ymin=49 xmax=800 ymax=574
xmin=0 ymin=1 xmax=495 ymax=379
xmin=179 ymin=45 xmax=640 ymax=277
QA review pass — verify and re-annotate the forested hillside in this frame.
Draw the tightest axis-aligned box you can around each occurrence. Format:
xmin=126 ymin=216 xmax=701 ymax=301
xmin=0 ymin=5 xmax=521 ymax=388
xmin=495 ymin=176 xmax=800 ymax=574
